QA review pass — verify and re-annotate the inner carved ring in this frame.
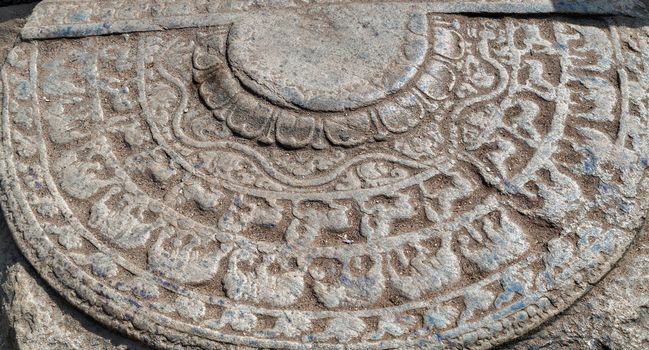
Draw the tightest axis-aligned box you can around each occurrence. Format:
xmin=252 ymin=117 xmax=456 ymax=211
xmin=227 ymin=6 xmax=428 ymax=112
xmin=193 ymin=7 xmax=459 ymax=149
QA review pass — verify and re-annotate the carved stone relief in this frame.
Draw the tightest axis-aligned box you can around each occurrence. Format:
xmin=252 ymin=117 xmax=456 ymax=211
xmin=1 ymin=1 xmax=649 ymax=349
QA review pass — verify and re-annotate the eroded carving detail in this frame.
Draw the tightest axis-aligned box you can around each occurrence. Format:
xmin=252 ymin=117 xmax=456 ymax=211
xmin=1 ymin=10 xmax=648 ymax=350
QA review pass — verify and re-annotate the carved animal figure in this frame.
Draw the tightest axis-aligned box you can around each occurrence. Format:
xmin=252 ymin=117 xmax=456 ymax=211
xmin=312 ymin=255 xmax=385 ymax=308
xmin=88 ymin=187 xmax=164 ymax=249
xmin=223 ymin=249 xmax=305 ymax=307
xmin=387 ymin=234 xmax=461 ymax=300
xmin=148 ymin=228 xmax=233 ymax=284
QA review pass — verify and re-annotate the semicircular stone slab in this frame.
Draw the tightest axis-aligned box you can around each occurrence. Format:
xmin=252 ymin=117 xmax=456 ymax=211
xmin=2 ymin=1 xmax=649 ymax=349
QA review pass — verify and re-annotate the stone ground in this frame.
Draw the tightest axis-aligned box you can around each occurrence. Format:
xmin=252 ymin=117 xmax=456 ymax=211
xmin=0 ymin=4 xmax=647 ymax=350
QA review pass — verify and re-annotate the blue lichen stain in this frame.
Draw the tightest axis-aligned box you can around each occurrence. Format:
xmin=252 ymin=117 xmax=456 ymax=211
xmin=618 ymin=201 xmax=632 ymax=214
xmin=16 ymin=80 xmax=30 ymax=99
xmin=583 ymin=155 xmax=597 ymax=175
xmin=51 ymin=26 xmax=79 ymax=38
xmin=509 ymin=301 xmax=526 ymax=312
xmin=52 ymin=22 xmax=114 ymax=38
xmin=70 ymin=12 xmax=90 ymax=23
xmin=509 ymin=282 xmax=525 ymax=295
xmin=599 ymin=183 xmax=612 ymax=194
xmin=591 ymin=233 xmax=614 ymax=254
xmin=418 ymin=338 xmax=435 ymax=348
xmin=540 ymin=270 xmax=556 ymax=289
xmin=127 ymin=298 xmax=142 ymax=308
xmin=515 ymin=311 xmax=528 ymax=321
xmin=424 ymin=314 xmax=444 ymax=328
xmin=504 ymin=180 xmax=520 ymax=194
xmin=161 ymin=280 xmax=178 ymax=291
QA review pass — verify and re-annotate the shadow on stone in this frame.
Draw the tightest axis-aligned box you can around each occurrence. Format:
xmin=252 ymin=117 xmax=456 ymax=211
xmin=0 ymin=216 xmax=152 ymax=350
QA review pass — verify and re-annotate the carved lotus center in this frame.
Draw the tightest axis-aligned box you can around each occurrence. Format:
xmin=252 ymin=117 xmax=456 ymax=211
xmin=227 ymin=6 xmax=428 ymax=112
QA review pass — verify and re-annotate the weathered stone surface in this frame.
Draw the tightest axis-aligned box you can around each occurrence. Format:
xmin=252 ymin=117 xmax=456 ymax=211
xmin=501 ymin=224 xmax=649 ymax=350
xmin=1 ymin=8 xmax=33 ymax=350
xmin=18 ymin=0 xmax=649 ymax=39
xmin=227 ymin=5 xmax=427 ymax=112
xmin=0 ymin=235 xmax=149 ymax=350
xmin=0 ymin=5 xmax=152 ymax=350
xmin=1 ymin=1 xmax=649 ymax=350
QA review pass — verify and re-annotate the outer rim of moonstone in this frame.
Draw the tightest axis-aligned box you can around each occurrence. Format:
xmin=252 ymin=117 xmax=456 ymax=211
xmin=1 ymin=183 xmax=637 ymax=350
xmin=0 ymin=46 xmax=642 ymax=347
xmin=2 ymin=6 xmax=649 ymax=350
